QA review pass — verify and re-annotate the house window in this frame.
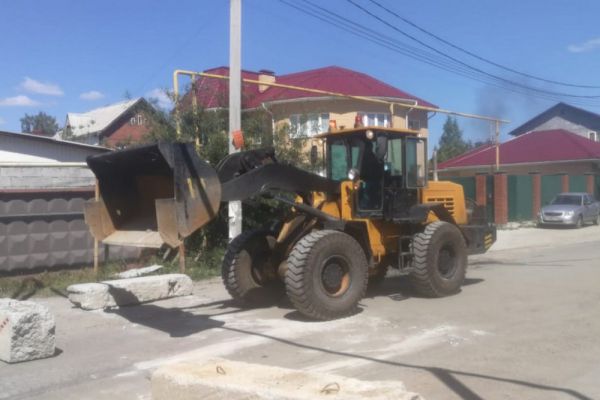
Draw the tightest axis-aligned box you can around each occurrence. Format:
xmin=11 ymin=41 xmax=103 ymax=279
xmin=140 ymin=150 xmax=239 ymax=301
xmin=361 ymin=113 xmax=390 ymax=128
xmin=130 ymin=114 xmax=145 ymax=126
xmin=588 ymin=131 xmax=597 ymax=141
xmin=408 ymin=119 xmax=420 ymax=131
xmin=289 ymin=113 xmax=329 ymax=138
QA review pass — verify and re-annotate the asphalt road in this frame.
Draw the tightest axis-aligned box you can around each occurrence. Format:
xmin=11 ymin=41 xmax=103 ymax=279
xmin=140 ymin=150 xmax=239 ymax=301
xmin=2 ymin=226 xmax=600 ymax=400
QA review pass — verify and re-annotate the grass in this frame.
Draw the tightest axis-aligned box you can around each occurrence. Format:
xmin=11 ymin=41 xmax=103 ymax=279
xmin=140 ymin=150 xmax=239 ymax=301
xmin=0 ymin=247 xmax=225 ymax=300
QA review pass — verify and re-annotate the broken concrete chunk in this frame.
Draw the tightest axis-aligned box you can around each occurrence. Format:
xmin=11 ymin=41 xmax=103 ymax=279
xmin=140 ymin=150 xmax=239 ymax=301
xmin=67 ymin=274 xmax=193 ymax=310
xmin=114 ymin=264 xmax=163 ymax=279
xmin=151 ymin=358 xmax=424 ymax=400
xmin=0 ymin=299 xmax=56 ymax=363
xmin=66 ymin=283 xmax=110 ymax=310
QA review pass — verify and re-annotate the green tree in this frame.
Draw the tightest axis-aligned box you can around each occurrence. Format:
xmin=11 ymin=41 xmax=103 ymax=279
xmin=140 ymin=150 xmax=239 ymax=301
xmin=437 ymin=116 xmax=472 ymax=163
xmin=20 ymin=112 xmax=59 ymax=136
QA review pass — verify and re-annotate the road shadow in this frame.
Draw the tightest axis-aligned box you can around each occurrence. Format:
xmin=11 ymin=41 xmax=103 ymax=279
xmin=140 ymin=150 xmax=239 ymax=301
xmin=106 ymin=303 xmax=228 ymax=337
xmin=219 ymin=325 xmax=594 ymax=400
xmin=366 ymin=275 xmax=484 ymax=301
xmin=283 ymin=307 xmax=364 ymax=322
xmin=105 ymin=292 xmax=592 ymax=400
xmin=463 ymin=278 xmax=484 ymax=286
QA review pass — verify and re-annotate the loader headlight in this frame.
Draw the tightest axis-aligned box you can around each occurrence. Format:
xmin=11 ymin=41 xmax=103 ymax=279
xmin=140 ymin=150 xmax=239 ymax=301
xmin=348 ymin=168 xmax=360 ymax=181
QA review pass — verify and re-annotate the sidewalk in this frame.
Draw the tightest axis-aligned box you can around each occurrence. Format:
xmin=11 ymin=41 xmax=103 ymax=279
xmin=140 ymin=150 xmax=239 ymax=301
xmin=490 ymin=224 xmax=600 ymax=252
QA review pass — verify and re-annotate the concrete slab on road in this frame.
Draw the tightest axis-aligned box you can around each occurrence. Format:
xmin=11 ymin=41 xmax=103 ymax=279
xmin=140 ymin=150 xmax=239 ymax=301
xmin=1 ymin=225 xmax=599 ymax=400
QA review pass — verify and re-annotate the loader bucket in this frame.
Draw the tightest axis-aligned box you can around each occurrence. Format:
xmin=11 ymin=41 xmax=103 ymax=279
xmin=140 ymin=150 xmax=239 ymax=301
xmin=84 ymin=142 xmax=221 ymax=248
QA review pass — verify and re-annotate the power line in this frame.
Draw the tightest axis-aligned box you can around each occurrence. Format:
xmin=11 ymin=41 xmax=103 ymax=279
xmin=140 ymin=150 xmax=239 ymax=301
xmin=367 ymin=0 xmax=600 ymax=90
xmin=346 ymin=0 xmax=600 ymax=100
xmin=278 ymin=0 xmax=600 ymax=107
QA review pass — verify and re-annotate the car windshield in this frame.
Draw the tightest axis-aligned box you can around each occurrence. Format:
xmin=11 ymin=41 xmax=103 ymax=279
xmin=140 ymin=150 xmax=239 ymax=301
xmin=551 ymin=195 xmax=582 ymax=205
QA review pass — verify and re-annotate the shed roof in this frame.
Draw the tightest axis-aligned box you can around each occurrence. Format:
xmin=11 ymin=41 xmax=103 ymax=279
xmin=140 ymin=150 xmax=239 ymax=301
xmin=192 ymin=66 xmax=437 ymax=110
xmin=438 ymin=129 xmax=600 ymax=170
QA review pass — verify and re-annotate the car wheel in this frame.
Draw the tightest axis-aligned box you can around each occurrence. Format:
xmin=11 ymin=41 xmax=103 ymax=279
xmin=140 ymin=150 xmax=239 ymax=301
xmin=594 ymin=214 xmax=600 ymax=226
xmin=575 ymin=215 xmax=583 ymax=229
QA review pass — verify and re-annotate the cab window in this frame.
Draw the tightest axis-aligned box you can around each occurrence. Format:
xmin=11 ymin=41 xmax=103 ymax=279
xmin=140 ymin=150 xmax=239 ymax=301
xmin=329 ymin=139 xmax=361 ymax=181
xmin=406 ymin=138 xmax=427 ymax=187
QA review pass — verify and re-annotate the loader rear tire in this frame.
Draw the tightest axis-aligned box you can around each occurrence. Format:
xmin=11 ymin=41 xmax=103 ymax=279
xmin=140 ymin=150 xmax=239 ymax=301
xmin=285 ymin=230 xmax=368 ymax=320
xmin=222 ymin=229 xmax=282 ymax=306
xmin=408 ymin=221 xmax=467 ymax=297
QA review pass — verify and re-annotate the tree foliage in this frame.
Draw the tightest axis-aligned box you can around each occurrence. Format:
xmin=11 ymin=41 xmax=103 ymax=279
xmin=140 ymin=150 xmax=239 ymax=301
xmin=20 ymin=112 xmax=59 ymax=136
xmin=436 ymin=116 xmax=472 ymax=163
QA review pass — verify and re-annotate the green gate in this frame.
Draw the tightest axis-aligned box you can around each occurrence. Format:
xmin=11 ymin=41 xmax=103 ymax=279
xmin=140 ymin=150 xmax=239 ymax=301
xmin=508 ymin=175 xmax=533 ymax=221
xmin=569 ymin=175 xmax=587 ymax=193
xmin=541 ymin=175 xmax=563 ymax=206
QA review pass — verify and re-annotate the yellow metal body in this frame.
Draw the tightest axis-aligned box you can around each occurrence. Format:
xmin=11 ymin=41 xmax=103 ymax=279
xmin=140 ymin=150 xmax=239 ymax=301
xmin=305 ymin=180 xmax=467 ymax=262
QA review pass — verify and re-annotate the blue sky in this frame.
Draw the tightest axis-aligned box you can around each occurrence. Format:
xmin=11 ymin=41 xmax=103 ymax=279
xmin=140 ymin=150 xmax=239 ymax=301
xmin=2 ymin=0 xmax=600 ymax=148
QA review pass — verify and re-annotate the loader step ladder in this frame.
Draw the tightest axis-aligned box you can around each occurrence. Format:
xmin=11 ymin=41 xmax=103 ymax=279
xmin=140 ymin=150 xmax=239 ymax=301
xmin=398 ymin=235 xmax=414 ymax=272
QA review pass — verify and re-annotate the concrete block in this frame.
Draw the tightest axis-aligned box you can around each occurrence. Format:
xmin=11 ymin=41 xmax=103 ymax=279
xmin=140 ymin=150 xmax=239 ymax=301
xmin=114 ymin=264 xmax=163 ymax=279
xmin=0 ymin=299 xmax=55 ymax=363
xmin=67 ymin=283 xmax=110 ymax=310
xmin=67 ymin=274 xmax=193 ymax=310
xmin=151 ymin=358 xmax=424 ymax=400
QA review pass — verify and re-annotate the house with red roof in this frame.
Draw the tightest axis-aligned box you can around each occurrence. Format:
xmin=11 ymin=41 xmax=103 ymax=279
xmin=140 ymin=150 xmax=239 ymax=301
xmin=187 ymin=65 xmax=436 ymax=139
xmin=438 ymin=129 xmax=600 ymax=177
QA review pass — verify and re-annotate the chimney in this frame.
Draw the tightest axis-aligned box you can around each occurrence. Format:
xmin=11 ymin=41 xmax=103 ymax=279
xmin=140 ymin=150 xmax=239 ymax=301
xmin=258 ymin=69 xmax=275 ymax=93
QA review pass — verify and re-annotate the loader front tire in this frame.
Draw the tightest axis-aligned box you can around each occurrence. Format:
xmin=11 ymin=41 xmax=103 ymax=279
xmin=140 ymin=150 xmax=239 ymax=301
xmin=222 ymin=229 xmax=281 ymax=306
xmin=285 ymin=230 xmax=368 ymax=320
xmin=408 ymin=221 xmax=467 ymax=297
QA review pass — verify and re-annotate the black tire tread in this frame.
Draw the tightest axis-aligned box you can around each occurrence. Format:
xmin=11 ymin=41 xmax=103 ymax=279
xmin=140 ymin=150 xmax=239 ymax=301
xmin=285 ymin=230 xmax=368 ymax=320
xmin=408 ymin=221 xmax=466 ymax=298
xmin=221 ymin=229 xmax=271 ymax=302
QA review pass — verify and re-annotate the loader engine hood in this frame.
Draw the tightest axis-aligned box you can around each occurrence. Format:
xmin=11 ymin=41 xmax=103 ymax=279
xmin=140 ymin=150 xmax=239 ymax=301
xmin=84 ymin=142 xmax=221 ymax=248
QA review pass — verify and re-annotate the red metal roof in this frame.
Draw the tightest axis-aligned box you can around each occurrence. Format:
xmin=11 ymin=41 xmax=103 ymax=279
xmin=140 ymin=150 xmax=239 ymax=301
xmin=438 ymin=129 xmax=600 ymax=170
xmin=192 ymin=66 xmax=437 ymax=109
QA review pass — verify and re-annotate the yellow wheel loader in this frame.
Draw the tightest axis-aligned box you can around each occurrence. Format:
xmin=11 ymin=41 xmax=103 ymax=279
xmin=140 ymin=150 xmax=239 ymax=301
xmin=84 ymin=127 xmax=496 ymax=320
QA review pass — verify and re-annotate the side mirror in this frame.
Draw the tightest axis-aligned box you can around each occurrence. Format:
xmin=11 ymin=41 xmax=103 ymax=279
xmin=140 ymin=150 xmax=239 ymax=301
xmin=310 ymin=145 xmax=318 ymax=166
xmin=375 ymin=135 xmax=388 ymax=161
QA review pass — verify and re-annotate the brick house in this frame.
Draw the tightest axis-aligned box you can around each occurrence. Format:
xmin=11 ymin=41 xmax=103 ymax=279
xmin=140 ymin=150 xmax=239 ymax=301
xmin=509 ymin=102 xmax=600 ymax=142
xmin=187 ymin=65 xmax=437 ymax=139
xmin=437 ymin=129 xmax=600 ymax=224
xmin=63 ymin=98 xmax=160 ymax=148
xmin=438 ymin=129 xmax=600 ymax=177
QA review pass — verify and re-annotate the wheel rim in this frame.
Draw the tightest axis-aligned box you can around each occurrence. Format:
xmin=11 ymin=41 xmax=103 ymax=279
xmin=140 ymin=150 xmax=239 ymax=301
xmin=438 ymin=244 xmax=457 ymax=279
xmin=320 ymin=255 xmax=350 ymax=297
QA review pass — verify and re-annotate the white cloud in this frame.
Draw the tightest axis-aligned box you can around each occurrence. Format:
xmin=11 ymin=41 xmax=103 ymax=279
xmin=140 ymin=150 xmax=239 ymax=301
xmin=146 ymin=88 xmax=173 ymax=110
xmin=0 ymin=95 xmax=40 ymax=106
xmin=19 ymin=77 xmax=64 ymax=96
xmin=80 ymin=90 xmax=105 ymax=100
xmin=567 ymin=37 xmax=600 ymax=53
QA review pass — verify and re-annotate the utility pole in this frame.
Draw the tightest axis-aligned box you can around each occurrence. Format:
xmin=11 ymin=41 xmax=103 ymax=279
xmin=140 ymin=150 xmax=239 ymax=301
xmin=228 ymin=0 xmax=242 ymax=241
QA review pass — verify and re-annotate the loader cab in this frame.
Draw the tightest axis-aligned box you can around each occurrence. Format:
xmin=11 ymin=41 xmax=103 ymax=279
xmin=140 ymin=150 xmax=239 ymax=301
xmin=324 ymin=128 xmax=427 ymax=220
